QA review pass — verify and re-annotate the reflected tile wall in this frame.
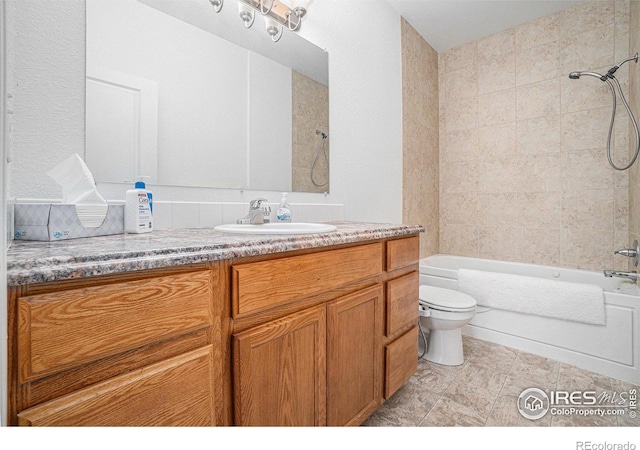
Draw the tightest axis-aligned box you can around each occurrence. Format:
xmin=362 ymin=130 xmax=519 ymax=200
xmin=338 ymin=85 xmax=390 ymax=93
xmin=402 ymin=19 xmax=440 ymax=257
xmin=291 ymin=71 xmax=329 ymax=194
xmin=439 ymin=0 xmax=632 ymax=271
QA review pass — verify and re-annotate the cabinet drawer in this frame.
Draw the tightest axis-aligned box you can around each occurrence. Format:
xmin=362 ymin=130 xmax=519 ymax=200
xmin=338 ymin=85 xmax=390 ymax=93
xmin=18 ymin=347 xmax=216 ymax=426
xmin=18 ymin=270 xmax=213 ymax=382
xmin=386 ymin=236 xmax=419 ymax=272
xmin=384 ymin=326 xmax=418 ymax=399
xmin=386 ymin=271 xmax=419 ymax=336
xmin=232 ymin=243 xmax=382 ymax=318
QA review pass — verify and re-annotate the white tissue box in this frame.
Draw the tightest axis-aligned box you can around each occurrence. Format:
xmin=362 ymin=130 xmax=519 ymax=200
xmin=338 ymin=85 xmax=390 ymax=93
xmin=14 ymin=203 xmax=124 ymax=241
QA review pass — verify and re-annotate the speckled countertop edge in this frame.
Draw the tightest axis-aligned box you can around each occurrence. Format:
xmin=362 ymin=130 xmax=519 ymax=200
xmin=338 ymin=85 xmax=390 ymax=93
xmin=6 ymin=222 xmax=424 ymax=286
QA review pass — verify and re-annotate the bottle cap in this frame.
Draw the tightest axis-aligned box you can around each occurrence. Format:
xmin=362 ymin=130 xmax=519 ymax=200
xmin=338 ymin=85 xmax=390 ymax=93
xmin=134 ymin=175 xmax=150 ymax=189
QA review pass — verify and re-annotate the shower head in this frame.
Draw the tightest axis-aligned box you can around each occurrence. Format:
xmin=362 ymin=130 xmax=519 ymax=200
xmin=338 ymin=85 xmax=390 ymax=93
xmin=315 ymin=129 xmax=328 ymax=139
xmin=572 ymin=53 xmax=639 ymax=81
xmin=568 ymin=71 xmax=607 ymax=81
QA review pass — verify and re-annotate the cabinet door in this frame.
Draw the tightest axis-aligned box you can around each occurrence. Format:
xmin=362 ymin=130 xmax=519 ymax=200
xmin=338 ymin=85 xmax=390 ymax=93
xmin=233 ymin=304 xmax=326 ymax=426
xmin=18 ymin=347 xmax=216 ymax=426
xmin=327 ymin=285 xmax=383 ymax=426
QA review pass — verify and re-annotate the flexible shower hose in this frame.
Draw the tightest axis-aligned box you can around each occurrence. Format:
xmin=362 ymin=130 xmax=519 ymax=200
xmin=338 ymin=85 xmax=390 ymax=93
xmin=604 ymin=76 xmax=640 ymax=171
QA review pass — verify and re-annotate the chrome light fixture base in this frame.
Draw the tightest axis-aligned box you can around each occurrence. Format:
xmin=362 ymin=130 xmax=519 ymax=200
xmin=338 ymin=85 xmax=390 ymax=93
xmin=209 ymin=0 xmax=224 ymax=13
xmin=238 ymin=2 xmax=255 ymax=28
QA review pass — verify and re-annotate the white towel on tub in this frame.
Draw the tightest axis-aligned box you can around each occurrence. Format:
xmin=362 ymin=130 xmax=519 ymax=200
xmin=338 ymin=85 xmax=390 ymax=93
xmin=457 ymin=269 xmax=605 ymax=325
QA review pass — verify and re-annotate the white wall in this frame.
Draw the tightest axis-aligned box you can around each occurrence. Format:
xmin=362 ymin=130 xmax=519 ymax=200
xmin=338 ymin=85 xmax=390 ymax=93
xmin=1 ymin=0 xmax=9 ymax=427
xmin=8 ymin=0 xmax=86 ymax=200
xmin=298 ymin=0 xmax=403 ymax=222
xmin=8 ymin=0 xmax=404 ymax=224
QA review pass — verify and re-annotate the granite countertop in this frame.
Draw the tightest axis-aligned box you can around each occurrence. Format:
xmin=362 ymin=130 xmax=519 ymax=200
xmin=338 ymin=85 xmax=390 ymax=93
xmin=7 ymin=221 xmax=424 ymax=286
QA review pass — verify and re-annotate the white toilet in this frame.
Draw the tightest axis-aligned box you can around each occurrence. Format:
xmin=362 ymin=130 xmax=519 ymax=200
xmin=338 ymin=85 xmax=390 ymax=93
xmin=418 ymin=285 xmax=477 ymax=366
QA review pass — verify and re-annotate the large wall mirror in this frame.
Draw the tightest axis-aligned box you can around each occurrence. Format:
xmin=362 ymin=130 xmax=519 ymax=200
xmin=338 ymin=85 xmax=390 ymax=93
xmin=85 ymin=0 xmax=329 ymax=193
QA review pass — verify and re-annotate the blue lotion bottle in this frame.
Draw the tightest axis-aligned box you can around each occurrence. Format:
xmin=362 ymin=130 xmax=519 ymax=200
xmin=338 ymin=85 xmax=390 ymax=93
xmin=125 ymin=177 xmax=153 ymax=233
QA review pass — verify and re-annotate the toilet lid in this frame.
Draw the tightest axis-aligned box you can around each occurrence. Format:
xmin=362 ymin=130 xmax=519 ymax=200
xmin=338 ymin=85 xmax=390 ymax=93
xmin=419 ymin=285 xmax=477 ymax=311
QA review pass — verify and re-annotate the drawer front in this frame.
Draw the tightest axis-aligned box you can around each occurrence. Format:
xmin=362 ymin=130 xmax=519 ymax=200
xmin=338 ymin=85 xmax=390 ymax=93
xmin=384 ymin=326 xmax=418 ymax=399
xmin=386 ymin=271 xmax=419 ymax=337
xmin=18 ymin=347 xmax=216 ymax=426
xmin=386 ymin=236 xmax=419 ymax=272
xmin=232 ymin=243 xmax=382 ymax=318
xmin=18 ymin=270 xmax=213 ymax=382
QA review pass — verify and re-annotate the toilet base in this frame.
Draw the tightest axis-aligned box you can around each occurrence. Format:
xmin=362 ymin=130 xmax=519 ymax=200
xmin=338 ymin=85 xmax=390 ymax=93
xmin=425 ymin=328 xmax=464 ymax=366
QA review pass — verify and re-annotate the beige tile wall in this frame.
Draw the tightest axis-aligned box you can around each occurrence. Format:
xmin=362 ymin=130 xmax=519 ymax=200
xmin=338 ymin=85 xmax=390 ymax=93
xmin=438 ymin=0 xmax=633 ymax=271
xmin=292 ymin=71 xmax=330 ymax=193
xmin=629 ymin=0 xmax=640 ymax=276
xmin=401 ymin=18 xmax=440 ymax=258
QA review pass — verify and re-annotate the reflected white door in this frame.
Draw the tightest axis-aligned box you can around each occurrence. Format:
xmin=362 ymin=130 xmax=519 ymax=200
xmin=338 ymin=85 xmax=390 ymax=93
xmin=85 ymin=64 xmax=158 ymax=183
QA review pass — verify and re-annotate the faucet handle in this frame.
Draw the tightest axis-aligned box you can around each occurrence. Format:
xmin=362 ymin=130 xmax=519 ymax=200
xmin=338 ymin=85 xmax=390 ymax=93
xmin=249 ymin=198 xmax=268 ymax=209
xmin=614 ymin=240 xmax=640 ymax=267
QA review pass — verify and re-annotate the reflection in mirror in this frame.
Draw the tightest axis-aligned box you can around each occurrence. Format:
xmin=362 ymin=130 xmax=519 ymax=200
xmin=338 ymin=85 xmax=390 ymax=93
xmin=85 ymin=0 xmax=329 ymax=193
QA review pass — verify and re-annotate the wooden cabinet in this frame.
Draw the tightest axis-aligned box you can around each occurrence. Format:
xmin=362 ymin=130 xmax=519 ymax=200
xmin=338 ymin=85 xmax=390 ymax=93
xmin=9 ymin=266 xmax=224 ymax=426
xmin=230 ymin=236 xmax=419 ymax=426
xmin=383 ymin=237 xmax=419 ymax=399
xmin=8 ymin=233 xmax=420 ymax=426
xmin=232 ymin=286 xmax=383 ymax=427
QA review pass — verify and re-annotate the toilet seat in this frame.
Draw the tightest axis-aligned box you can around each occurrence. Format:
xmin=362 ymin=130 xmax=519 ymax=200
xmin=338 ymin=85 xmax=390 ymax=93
xmin=419 ymin=285 xmax=476 ymax=312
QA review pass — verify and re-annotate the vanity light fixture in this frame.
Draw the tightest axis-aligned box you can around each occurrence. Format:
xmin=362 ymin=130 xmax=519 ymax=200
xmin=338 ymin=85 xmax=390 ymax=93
xmin=209 ymin=0 xmax=313 ymax=41
xmin=208 ymin=0 xmax=223 ymax=13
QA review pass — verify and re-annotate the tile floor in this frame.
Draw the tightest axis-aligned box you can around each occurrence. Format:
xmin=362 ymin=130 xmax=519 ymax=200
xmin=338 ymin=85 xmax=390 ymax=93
xmin=363 ymin=336 xmax=639 ymax=427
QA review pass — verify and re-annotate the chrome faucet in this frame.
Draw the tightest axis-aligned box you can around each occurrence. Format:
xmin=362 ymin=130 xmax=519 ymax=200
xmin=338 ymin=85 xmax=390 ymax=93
xmin=604 ymin=270 xmax=638 ymax=282
xmin=237 ymin=198 xmax=271 ymax=224
xmin=614 ymin=240 xmax=640 ymax=267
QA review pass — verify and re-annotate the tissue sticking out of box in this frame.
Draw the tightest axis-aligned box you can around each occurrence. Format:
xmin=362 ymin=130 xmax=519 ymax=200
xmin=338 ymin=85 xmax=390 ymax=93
xmin=46 ymin=153 xmax=108 ymax=229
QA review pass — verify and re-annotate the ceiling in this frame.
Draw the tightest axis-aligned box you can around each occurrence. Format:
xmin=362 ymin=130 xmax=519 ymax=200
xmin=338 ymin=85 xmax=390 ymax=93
xmin=385 ymin=0 xmax=589 ymax=52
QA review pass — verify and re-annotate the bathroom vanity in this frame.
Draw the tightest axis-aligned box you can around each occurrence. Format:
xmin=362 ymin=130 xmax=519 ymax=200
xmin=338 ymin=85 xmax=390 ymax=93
xmin=6 ymin=222 xmax=422 ymax=426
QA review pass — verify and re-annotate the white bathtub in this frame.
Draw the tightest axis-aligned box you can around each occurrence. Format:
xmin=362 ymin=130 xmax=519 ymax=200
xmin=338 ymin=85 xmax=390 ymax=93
xmin=420 ymin=254 xmax=640 ymax=385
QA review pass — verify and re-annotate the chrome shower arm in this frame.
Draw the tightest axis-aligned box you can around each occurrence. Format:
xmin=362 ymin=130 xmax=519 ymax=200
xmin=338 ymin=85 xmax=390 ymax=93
xmin=607 ymin=52 xmax=639 ymax=77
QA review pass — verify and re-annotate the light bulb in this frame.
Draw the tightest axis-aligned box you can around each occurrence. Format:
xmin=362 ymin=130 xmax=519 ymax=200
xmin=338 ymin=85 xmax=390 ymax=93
xmin=238 ymin=2 xmax=254 ymax=28
xmin=290 ymin=0 xmax=313 ymax=17
xmin=265 ymin=17 xmax=283 ymax=42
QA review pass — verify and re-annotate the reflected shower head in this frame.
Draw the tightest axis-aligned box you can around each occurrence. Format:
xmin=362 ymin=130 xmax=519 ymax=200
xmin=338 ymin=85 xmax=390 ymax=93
xmin=569 ymin=72 xmax=581 ymax=79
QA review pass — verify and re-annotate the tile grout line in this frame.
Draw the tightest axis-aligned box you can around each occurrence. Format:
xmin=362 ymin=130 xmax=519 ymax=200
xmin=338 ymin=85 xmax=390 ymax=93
xmin=416 ymin=355 xmax=468 ymax=426
xmin=415 ymin=355 xmax=457 ymax=426
xmin=481 ymin=349 xmax=520 ymax=426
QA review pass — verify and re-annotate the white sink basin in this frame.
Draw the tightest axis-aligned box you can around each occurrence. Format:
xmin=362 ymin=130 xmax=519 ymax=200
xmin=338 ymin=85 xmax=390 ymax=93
xmin=214 ymin=222 xmax=337 ymax=235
